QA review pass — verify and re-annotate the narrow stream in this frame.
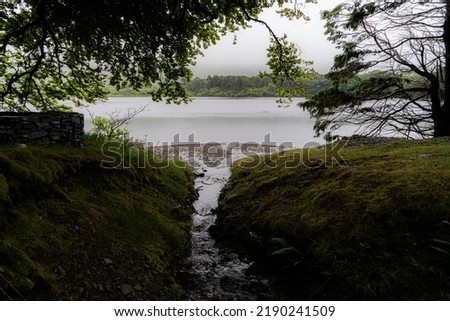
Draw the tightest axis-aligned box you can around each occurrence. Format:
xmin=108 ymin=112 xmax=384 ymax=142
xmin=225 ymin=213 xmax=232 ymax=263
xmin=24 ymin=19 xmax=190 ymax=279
xmin=181 ymin=163 xmax=271 ymax=300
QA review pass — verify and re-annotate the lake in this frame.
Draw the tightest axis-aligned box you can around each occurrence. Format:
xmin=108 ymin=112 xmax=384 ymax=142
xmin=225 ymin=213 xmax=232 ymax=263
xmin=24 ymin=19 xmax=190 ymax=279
xmin=78 ymin=97 xmax=355 ymax=148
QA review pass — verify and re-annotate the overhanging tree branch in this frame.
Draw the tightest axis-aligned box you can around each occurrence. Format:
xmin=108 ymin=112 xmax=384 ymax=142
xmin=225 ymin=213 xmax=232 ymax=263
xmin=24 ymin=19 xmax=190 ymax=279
xmin=302 ymin=1 xmax=449 ymax=138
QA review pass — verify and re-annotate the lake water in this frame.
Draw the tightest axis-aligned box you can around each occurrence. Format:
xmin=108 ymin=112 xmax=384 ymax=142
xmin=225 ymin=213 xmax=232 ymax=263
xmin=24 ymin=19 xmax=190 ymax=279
xmin=78 ymin=97 xmax=355 ymax=148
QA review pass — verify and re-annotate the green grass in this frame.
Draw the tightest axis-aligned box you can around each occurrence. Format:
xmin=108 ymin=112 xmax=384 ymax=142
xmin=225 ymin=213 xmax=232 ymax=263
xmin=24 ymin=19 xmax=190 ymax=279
xmin=0 ymin=135 xmax=196 ymax=300
xmin=214 ymin=138 xmax=450 ymax=300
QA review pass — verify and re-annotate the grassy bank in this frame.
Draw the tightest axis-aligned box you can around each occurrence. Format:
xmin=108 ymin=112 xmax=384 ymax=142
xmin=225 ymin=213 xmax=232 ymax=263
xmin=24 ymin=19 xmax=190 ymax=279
xmin=214 ymin=138 xmax=450 ymax=300
xmin=0 ymin=137 xmax=196 ymax=300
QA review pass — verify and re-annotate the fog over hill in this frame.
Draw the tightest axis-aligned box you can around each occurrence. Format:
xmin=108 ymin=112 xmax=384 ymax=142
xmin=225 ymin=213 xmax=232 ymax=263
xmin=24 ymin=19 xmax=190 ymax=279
xmin=191 ymin=0 xmax=343 ymax=77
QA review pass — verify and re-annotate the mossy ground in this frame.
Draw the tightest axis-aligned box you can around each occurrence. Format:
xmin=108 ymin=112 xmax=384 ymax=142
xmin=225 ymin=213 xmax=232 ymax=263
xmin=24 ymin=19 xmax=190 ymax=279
xmin=214 ymin=138 xmax=450 ymax=300
xmin=0 ymin=136 xmax=196 ymax=300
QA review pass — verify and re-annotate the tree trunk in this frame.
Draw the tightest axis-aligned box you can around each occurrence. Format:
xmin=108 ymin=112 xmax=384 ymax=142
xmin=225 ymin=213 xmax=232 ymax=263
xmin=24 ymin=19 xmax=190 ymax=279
xmin=433 ymin=109 xmax=450 ymax=137
xmin=436 ymin=0 xmax=450 ymax=137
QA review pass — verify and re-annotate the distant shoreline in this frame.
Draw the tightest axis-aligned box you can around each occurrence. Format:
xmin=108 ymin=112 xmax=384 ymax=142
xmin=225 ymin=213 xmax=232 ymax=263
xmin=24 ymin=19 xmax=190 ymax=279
xmin=105 ymin=74 xmax=330 ymax=98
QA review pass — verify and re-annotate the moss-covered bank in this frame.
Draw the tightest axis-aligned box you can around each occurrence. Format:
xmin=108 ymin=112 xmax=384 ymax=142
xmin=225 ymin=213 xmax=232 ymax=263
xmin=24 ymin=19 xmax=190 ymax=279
xmin=214 ymin=138 xmax=450 ymax=300
xmin=0 ymin=137 xmax=196 ymax=300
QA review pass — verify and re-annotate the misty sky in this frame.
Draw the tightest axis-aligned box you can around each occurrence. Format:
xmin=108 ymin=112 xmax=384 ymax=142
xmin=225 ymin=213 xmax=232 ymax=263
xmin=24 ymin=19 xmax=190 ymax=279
xmin=191 ymin=0 xmax=344 ymax=77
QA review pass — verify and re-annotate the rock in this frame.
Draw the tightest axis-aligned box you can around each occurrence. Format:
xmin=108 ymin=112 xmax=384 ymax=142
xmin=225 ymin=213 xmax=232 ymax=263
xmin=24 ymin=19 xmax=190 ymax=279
xmin=341 ymin=136 xmax=402 ymax=147
xmin=208 ymin=224 xmax=221 ymax=238
xmin=193 ymin=168 xmax=205 ymax=177
xmin=220 ymin=276 xmax=240 ymax=292
xmin=202 ymin=178 xmax=214 ymax=185
xmin=103 ymin=258 xmax=113 ymax=265
xmin=57 ymin=266 xmax=66 ymax=276
xmin=419 ymin=153 xmax=432 ymax=158
xmin=244 ymin=279 xmax=271 ymax=294
xmin=120 ymin=284 xmax=133 ymax=296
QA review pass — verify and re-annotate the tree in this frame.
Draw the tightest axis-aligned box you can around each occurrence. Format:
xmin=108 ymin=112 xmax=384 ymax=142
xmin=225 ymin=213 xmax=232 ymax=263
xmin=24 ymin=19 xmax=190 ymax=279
xmin=301 ymin=1 xmax=450 ymax=138
xmin=89 ymin=106 xmax=146 ymax=140
xmin=1 ymin=0 xmax=313 ymax=112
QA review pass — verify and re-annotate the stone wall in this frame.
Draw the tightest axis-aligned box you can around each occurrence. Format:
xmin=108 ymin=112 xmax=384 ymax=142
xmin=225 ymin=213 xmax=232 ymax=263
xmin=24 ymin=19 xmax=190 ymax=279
xmin=0 ymin=112 xmax=84 ymax=146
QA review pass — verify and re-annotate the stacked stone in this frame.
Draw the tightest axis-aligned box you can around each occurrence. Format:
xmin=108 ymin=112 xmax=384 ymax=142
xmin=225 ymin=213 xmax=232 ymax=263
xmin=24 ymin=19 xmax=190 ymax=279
xmin=0 ymin=112 xmax=84 ymax=146
xmin=340 ymin=135 xmax=402 ymax=147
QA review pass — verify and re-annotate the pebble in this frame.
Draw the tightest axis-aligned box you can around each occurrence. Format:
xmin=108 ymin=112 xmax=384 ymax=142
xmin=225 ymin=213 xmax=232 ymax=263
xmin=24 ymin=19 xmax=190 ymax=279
xmin=103 ymin=258 xmax=113 ymax=265
xmin=201 ymin=179 xmax=214 ymax=185
xmin=193 ymin=168 xmax=205 ymax=177
xmin=57 ymin=266 xmax=66 ymax=275
xmin=120 ymin=284 xmax=133 ymax=296
xmin=419 ymin=153 xmax=432 ymax=158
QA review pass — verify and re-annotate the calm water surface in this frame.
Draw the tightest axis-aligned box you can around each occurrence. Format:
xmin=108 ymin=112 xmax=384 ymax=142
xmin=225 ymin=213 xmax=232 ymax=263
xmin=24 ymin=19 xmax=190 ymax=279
xmin=79 ymin=97 xmax=354 ymax=147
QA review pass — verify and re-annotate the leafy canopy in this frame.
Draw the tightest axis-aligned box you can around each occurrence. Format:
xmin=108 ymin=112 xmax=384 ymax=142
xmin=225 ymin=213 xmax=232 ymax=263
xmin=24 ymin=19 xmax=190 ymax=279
xmin=1 ymin=0 xmax=313 ymax=111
